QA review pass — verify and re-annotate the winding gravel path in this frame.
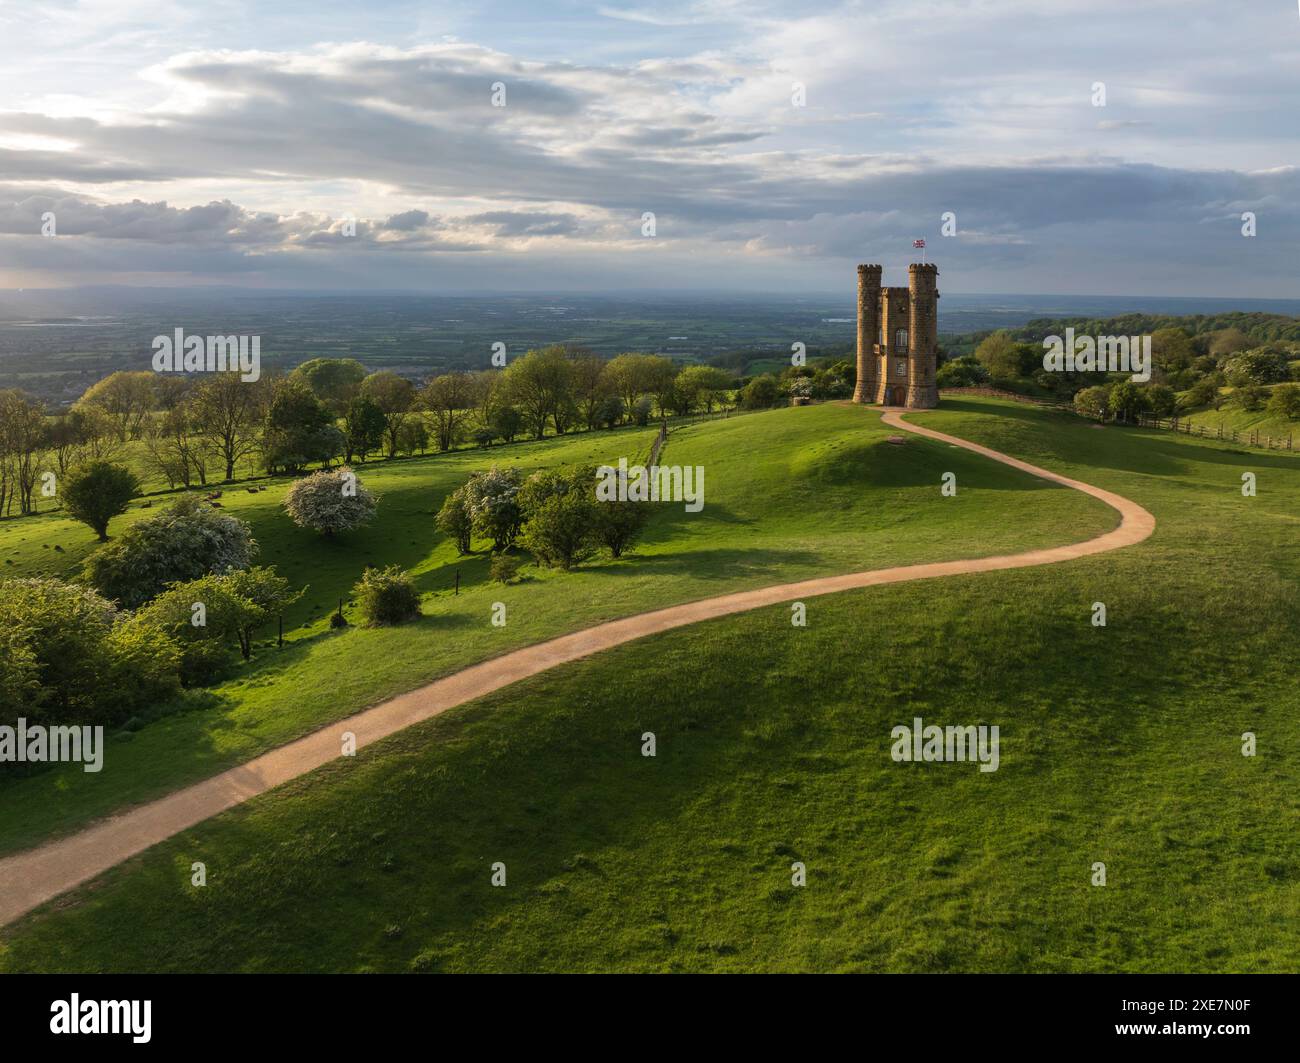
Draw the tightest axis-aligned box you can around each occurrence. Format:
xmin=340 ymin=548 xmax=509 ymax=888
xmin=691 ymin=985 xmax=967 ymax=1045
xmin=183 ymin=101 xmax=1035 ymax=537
xmin=0 ymin=409 xmax=1155 ymax=929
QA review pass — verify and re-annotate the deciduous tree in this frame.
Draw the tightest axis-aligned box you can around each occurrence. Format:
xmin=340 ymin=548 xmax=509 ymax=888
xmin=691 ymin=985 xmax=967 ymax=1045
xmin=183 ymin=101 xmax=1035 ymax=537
xmin=62 ymin=461 xmax=140 ymax=540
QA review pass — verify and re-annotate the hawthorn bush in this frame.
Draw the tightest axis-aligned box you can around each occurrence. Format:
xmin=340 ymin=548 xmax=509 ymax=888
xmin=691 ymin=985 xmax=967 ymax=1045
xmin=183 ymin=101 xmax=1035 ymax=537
xmin=463 ymin=467 xmax=522 ymax=551
xmin=136 ymin=567 xmax=302 ymax=684
xmin=284 ymin=466 xmax=377 ymax=536
xmin=353 ymin=566 xmax=421 ymax=626
xmin=436 ymin=487 xmax=473 ymax=554
xmin=84 ymin=494 xmax=256 ymax=608
xmin=0 ymin=577 xmax=181 ymax=734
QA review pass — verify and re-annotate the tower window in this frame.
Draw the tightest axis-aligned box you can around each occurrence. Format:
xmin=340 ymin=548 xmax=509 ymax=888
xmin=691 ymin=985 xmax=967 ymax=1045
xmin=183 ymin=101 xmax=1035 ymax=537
xmin=896 ymin=360 xmax=907 ymax=378
xmin=895 ymin=328 xmax=908 ymax=350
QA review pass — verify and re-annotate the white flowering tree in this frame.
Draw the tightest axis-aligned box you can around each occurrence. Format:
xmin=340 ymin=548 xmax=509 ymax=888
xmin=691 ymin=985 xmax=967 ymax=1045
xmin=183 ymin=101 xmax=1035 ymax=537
xmin=463 ymin=466 xmax=523 ymax=551
xmin=85 ymin=494 xmax=256 ymax=608
xmin=283 ymin=466 xmax=377 ymax=537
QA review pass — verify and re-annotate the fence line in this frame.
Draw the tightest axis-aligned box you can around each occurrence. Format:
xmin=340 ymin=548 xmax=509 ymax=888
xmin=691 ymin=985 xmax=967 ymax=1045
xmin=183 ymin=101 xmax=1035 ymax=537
xmin=648 ymin=422 xmax=669 ymax=466
xmin=1135 ymin=414 xmax=1293 ymax=450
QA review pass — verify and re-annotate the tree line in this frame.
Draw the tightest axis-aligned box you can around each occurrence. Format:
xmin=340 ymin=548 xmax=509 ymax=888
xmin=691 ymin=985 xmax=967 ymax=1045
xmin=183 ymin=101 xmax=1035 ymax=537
xmin=938 ymin=322 xmax=1300 ymax=423
xmin=0 ymin=346 xmax=747 ymax=518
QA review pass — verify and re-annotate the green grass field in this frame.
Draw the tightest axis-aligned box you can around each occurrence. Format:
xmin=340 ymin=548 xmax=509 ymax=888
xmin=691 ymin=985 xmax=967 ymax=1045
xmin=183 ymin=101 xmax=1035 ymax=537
xmin=1179 ymin=402 xmax=1298 ymax=447
xmin=0 ymin=402 xmax=1112 ymax=856
xmin=2 ymin=398 xmax=1297 ymax=972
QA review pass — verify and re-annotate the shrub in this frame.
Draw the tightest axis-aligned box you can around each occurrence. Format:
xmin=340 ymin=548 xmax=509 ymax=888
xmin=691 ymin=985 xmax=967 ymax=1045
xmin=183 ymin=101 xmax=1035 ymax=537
xmin=1230 ymin=384 xmax=1269 ymax=412
xmin=61 ymin=461 xmax=140 ymax=541
xmin=1224 ymin=347 xmax=1290 ymax=387
xmin=436 ymin=488 xmax=473 ymax=554
xmin=591 ymin=465 xmax=651 ymax=558
xmin=936 ymin=356 xmax=990 ymax=389
xmin=1144 ymin=384 xmax=1178 ymax=418
xmin=135 ymin=567 xmax=302 ymax=683
xmin=811 ymin=370 xmax=851 ymax=399
xmin=490 ymin=406 xmax=523 ymax=442
xmin=490 ymin=553 xmax=521 ymax=583
xmin=353 ymin=565 xmax=421 ymax=626
xmin=974 ymin=332 xmax=1039 ymax=383
xmin=463 ymin=467 xmax=523 ymax=551
xmin=1073 ymin=385 xmax=1111 ymax=420
xmin=0 ymin=577 xmax=119 ymax=722
xmin=517 ymin=468 xmax=599 ymax=570
xmin=0 ymin=577 xmax=181 ymax=731
xmin=284 ymin=466 xmax=377 ymax=536
xmin=103 ymin=614 xmax=184 ymax=711
xmin=1107 ymin=380 xmax=1150 ymax=421
xmin=1180 ymin=375 xmax=1222 ymax=411
xmin=84 ymin=494 xmax=256 ymax=609
xmin=740 ymin=375 xmax=780 ymax=409
xmin=1266 ymin=383 xmax=1300 ymax=421
xmin=593 ymin=395 xmax=624 ymax=428
xmin=787 ymin=377 xmax=815 ymax=401
xmin=0 ymin=627 xmax=39 ymax=722
xmin=631 ymin=396 xmax=655 ymax=425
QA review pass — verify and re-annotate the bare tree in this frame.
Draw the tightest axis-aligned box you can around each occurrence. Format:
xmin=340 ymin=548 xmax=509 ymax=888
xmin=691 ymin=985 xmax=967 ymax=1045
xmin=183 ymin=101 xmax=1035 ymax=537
xmin=144 ymin=403 xmax=209 ymax=488
xmin=70 ymin=405 xmax=121 ymax=461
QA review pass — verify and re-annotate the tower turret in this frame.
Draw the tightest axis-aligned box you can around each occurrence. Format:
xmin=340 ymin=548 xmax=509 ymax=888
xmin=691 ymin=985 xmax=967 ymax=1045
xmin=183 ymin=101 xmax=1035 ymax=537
xmin=853 ymin=264 xmax=882 ymax=404
xmin=905 ymin=263 xmax=939 ymax=409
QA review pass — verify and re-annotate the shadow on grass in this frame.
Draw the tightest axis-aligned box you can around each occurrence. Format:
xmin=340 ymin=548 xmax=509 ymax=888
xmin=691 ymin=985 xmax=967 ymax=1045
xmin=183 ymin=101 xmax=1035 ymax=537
xmin=35 ymin=560 xmax=1296 ymax=972
xmin=584 ymin=545 xmax=822 ymax=583
xmin=933 ymin=400 xmax=1300 ymax=478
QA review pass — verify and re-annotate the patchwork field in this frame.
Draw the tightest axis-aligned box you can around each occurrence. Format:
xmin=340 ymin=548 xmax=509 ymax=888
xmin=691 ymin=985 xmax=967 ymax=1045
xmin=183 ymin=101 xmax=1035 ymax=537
xmin=2 ymin=398 xmax=1296 ymax=972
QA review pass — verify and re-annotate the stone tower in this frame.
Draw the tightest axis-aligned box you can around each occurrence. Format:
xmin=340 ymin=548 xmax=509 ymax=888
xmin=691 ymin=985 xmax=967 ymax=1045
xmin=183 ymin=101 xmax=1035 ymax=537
xmin=851 ymin=264 xmax=882 ymax=404
xmin=851 ymin=262 xmax=940 ymax=409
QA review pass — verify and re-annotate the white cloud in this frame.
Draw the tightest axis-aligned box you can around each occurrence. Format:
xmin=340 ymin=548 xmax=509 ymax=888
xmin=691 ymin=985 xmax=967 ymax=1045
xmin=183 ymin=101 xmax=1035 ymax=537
xmin=0 ymin=1 xmax=1297 ymax=293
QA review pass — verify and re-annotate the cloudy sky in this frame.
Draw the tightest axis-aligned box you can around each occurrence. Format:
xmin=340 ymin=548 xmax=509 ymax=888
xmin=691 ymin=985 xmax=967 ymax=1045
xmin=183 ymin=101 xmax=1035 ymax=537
xmin=1 ymin=0 xmax=1298 ymax=295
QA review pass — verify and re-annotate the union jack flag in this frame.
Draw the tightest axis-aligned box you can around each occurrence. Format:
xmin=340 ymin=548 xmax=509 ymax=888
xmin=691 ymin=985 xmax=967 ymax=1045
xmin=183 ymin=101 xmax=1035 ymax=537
xmin=913 ymin=239 xmax=926 ymax=249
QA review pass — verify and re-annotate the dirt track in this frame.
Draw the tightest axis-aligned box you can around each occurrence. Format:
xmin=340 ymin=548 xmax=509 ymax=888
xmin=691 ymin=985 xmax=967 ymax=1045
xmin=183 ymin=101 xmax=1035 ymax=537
xmin=0 ymin=409 xmax=1155 ymax=930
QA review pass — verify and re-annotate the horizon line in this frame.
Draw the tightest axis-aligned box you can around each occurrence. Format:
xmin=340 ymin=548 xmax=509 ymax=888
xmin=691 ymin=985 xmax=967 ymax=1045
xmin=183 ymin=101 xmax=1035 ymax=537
xmin=4 ymin=286 xmax=1300 ymax=306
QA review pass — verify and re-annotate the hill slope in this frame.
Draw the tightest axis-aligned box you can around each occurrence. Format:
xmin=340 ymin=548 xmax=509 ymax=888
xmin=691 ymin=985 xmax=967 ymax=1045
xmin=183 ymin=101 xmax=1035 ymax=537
xmin=2 ymin=399 xmax=1296 ymax=972
xmin=0 ymin=402 xmax=1113 ymax=856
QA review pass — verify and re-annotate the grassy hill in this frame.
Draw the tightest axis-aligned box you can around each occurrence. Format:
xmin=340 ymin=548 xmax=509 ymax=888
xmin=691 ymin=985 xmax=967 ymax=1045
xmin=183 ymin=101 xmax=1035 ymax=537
xmin=0 ymin=402 xmax=1113 ymax=856
xmin=3 ymin=400 xmax=1296 ymax=971
xmin=1177 ymin=398 xmax=1298 ymax=447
